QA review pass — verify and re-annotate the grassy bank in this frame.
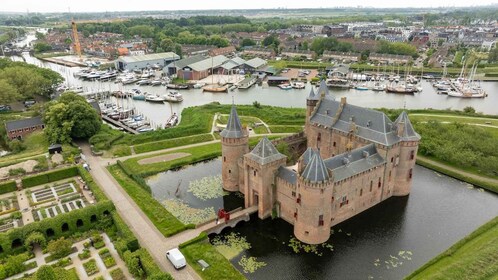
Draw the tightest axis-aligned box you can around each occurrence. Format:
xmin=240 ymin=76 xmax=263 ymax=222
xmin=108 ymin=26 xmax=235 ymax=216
xmin=107 ymin=165 xmax=188 ymax=237
xmin=180 ymin=234 xmax=245 ymax=280
xmin=133 ymin=134 xmax=214 ymax=154
xmin=416 ymin=157 xmax=498 ymax=194
xmin=406 ymin=216 xmax=498 ymax=279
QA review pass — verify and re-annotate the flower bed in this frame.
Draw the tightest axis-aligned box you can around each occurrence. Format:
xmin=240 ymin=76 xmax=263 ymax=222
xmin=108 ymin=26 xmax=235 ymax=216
xmin=83 ymin=259 xmax=99 ymax=276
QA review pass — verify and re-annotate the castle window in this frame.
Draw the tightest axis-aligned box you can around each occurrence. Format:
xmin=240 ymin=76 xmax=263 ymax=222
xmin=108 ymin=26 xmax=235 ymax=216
xmin=297 ymin=194 xmax=301 ymax=204
xmin=389 ymin=171 xmax=392 ymax=181
xmin=391 ymin=157 xmax=394 ymax=163
xmin=305 ymin=231 xmax=309 ymax=235
xmin=254 ymin=170 xmax=257 ymax=176
xmin=370 ymin=181 xmax=373 ymax=192
xmin=223 ymin=156 xmax=226 ymax=162
xmin=395 ymin=156 xmax=400 ymax=166
xmin=229 ymin=169 xmax=231 ymax=174
xmin=294 ymin=211 xmax=298 ymax=219
xmin=360 ymin=189 xmax=363 ymax=196
xmin=340 ymin=196 xmax=348 ymax=207
xmin=317 ymin=133 xmax=321 ymax=142
xmin=378 ymin=178 xmax=382 ymax=188
xmin=292 ymin=191 xmax=296 ymax=197
xmin=410 ymin=150 xmax=415 ymax=160
xmin=318 ymin=215 xmax=324 ymax=226
xmin=333 ymin=141 xmax=336 ymax=147
xmin=331 ymin=196 xmax=334 ymax=203
xmin=408 ymin=168 xmax=413 ymax=179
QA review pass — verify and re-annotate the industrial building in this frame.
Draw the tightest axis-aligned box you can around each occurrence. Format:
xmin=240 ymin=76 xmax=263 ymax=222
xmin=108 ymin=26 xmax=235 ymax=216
xmin=115 ymin=52 xmax=180 ymax=71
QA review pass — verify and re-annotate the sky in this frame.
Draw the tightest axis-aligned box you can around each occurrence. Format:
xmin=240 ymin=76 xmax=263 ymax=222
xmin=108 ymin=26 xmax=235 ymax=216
xmin=1 ymin=0 xmax=497 ymax=13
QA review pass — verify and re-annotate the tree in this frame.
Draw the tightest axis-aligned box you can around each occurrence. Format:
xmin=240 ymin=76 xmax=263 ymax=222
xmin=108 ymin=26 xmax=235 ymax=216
xmin=240 ymin=38 xmax=256 ymax=47
xmin=24 ymin=231 xmax=47 ymax=251
xmin=1 ymin=254 xmax=28 ymax=277
xmin=263 ymin=34 xmax=280 ymax=48
xmin=43 ymin=93 xmax=101 ymax=143
xmin=8 ymin=139 xmax=25 ymax=153
xmin=463 ymin=106 xmax=476 ymax=114
xmin=0 ymin=79 xmax=20 ymax=104
xmin=160 ymin=38 xmax=176 ymax=52
xmin=124 ymin=251 xmax=145 ymax=278
xmin=36 ymin=265 xmax=56 ymax=280
xmin=33 ymin=42 xmax=52 ymax=53
xmin=47 ymin=237 xmax=73 ymax=259
xmin=35 ymin=31 xmax=45 ymax=40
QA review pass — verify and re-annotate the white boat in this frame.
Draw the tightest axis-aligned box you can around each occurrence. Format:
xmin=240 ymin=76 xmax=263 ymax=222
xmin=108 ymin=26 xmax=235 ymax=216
xmin=145 ymin=94 xmax=166 ymax=103
xmin=292 ymin=82 xmax=305 ymax=89
xmin=371 ymin=83 xmax=385 ymax=91
xmin=151 ymin=80 xmax=162 ymax=86
xmin=166 ymin=113 xmax=179 ymax=128
xmin=278 ymin=83 xmax=293 ymax=90
xmin=193 ymin=82 xmax=205 ymax=89
xmin=136 ymin=79 xmax=151 ymax=86
xmin=137 ymin=126 xmax=154 ymax=133
xmin=163 ymin=91 xmax=184 ymax=103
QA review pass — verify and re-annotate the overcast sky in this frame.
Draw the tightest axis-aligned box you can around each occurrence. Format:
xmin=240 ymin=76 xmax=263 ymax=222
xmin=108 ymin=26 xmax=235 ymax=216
xmin=1 ymin=0 xmax=496 ymax=13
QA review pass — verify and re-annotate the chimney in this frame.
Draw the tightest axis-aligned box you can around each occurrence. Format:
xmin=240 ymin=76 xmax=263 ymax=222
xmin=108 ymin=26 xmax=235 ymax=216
xmin=397 ymin=121 xmax=405 ymax=137
xmin=341 ymin=97 xmax=347 ymax=105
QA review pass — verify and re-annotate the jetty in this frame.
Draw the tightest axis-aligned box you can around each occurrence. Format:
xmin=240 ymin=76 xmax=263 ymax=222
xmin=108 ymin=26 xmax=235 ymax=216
xmin=39 ymin=57 xmax=88 ymax=67
xmin=102 ymin=115 xmax=139 ymax=134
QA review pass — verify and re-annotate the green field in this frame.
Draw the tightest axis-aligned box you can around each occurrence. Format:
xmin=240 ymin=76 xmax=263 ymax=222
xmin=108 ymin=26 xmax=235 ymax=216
xmin=133 ymin=134 xmax=214 ymax=154
xmin=406 ymin=216 xmax=498 ymax=280
xmin=0 ymin=131 xmax=49 ymax=166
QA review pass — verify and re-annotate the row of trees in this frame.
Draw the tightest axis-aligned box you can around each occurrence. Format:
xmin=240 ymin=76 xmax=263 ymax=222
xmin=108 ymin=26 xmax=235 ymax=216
xmin=310 ymin=37 xmax=353 ymax=55
xmin=0 ymin=58 xmax=62 ymax=104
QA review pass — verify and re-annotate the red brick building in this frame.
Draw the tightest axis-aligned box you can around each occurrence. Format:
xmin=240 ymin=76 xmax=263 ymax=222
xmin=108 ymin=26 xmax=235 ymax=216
xmin=5 ymin=117 xmax=45 ymax=140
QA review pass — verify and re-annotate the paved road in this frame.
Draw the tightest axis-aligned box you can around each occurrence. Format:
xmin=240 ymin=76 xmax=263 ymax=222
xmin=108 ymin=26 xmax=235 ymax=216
xmin=81 ymin=143 xmax=200 ymax=280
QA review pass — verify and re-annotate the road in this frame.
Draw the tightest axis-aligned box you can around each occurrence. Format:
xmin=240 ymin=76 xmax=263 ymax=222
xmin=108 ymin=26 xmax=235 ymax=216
xmin=81 ymin=143 xmax=201 ymax=280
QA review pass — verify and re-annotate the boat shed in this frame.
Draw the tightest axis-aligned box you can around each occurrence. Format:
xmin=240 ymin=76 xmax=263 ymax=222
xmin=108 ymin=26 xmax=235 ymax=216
xmin=177 ymin=55 xmax=229 ymax=80
xmin=115 ymin=52 xmax=180 ymax=71
xmin=165 ymin=55 xmax=206 ymax=77
xmin=267 ymin=76 xmax=290 ymax=86
xmin=243 ymin=57 xmax=268 ymax=72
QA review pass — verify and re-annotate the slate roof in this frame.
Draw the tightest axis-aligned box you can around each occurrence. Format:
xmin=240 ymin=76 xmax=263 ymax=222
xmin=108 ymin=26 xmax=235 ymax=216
xmin=394 ymin=111 xmax=421 ymax=141
xmin=301 ymin=149 xmax=330 ymax=183
xmin=189 ymin=55 xmax=229 ymax=72
xmin=316 ymin=80 xmax=333 ymax=99
xmin=309 ymin=96 xmax=403 ymax=146
xmin=244 ymin=57 xmax=267 ymax=69
xmin=307 ymin=87 xmax=318 ymax=100
xmin=220 ymin=104 xmax=244 ymax=139
xmin=230 ymin=57 xmax=246 ymax=65
xmin=277 ymin=166 xmax=297 ymax=185
xmin=323 ymin=144 xmax=385 ymax=182
xmin=166 ymin=55 xmax=205 ymax=69
xmin=118 ymin=52 xmax=180 ymax=63
xmin=221 ymin=61 xmax=239 ymax=70
xmin=5 ymin=116 xmax=44 ymax=132
xmin=245 ymin=137 xmax=286 ymax=165
xmin=300 ymin=147 xmax=314 ymax=165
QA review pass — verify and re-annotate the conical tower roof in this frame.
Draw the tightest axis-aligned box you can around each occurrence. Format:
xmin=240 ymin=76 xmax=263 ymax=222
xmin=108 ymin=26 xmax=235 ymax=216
xmin=317 ymin=80 xmax=333 ymax=100
xmin=245 ymin=137 xmax=286 ymax=165
xmin=220 ymin=104 xmax=244 ymax=138
xmin=301 ymin=149 xmax=330 ymax=183
xmin=394 ymin=111 xmax=421 ymax=141
xmin=307 ymin=87 xmax=318 ymax=100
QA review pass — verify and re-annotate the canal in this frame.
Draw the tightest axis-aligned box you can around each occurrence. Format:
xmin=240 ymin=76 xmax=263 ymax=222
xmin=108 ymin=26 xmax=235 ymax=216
xmin=148 ymin=161 xmax=498 ymax=279
xmin=12 ymin=51 xmax=498 ymax=128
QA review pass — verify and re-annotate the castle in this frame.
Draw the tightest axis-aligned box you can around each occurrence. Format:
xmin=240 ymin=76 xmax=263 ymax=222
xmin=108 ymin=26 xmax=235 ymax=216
xmin=221 ymin=80 xmax=420 ymax=244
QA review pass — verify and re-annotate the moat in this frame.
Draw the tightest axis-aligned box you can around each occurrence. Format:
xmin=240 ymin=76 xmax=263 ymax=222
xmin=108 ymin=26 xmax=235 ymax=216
xmin=149 ymin=161 xmax=498 ymax=279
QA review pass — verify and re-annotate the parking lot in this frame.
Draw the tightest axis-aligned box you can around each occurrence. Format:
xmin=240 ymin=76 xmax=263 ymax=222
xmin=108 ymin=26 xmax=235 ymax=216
xmin=279 ymin=68 xmax=318 ymax=80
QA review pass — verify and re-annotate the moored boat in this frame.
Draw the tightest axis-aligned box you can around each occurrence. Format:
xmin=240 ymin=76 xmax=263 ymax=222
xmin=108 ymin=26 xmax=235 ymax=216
xmin=163 ymin=91 xmax=184 ymax=102
xmin=203 ymin=84 xmax=228 ymax=93
xmin=145 ymin=94 xmax=166 ymax=103
xmin=278 ymin=83 xmax=293 ymax=90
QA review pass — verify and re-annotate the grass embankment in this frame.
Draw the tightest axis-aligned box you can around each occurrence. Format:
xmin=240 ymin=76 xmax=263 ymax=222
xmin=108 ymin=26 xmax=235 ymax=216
xmin=406 ymin=216 xmax=498 ymax=280
xmin=133 ymin=134 xmax=214 ymax=154
xmin=0 ymin=131 xmax=48 ymax=166
xmin=269 ymin=125 xmax=304 ymax=133
xmin=123 ymin=136 xmax=280 ymax=176
xmin=107 ymin=165 xmax=189 ymax=237
xmin=91 ymin=103 xmax=305 ymax=154
xmin=180 ymin=234 xmax=245 ymax=280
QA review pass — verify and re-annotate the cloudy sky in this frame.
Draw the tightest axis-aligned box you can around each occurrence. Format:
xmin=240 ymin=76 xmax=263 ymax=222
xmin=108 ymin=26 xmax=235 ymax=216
xmin=1 ymin=0 xmax=496 ymax=13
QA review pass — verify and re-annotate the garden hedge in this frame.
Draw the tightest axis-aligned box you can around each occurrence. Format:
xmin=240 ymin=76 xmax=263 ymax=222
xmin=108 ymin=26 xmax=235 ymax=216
xmin=21 ymin=166 xmax=79 ymax=188
xmin=116 ymin=160 xmax=151 ymax=193
xmin=0 ymin=200 xmax=114 ymax=257
xmin=0 ymin=180 xmax=16 ymax=195
xmin=77 ymin=166 xmax=107 ymax=202
xmin=179 ymin=232 xmax=208 ymax=249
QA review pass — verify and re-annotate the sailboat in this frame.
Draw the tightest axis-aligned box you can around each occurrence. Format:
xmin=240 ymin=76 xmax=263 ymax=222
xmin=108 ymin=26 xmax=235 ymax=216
xmin=202 ymin=57 xmax=228 ymax=93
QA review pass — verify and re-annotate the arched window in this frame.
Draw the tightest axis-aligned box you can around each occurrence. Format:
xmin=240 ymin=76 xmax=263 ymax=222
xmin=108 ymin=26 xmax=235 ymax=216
xmin=0 ymin=245 xmax=3 ymax=253
xmin=90 ymin=215 xmax=97 ymax=223
xmin=11 ymin=239 xmax=22 ymax=249
xmin=103 ymin=210 xmax=110 ymax=216
xmin=76 ymin=219 xmax=84 ymax=228
xmin=46 ymin=228 xmax=55 ymax=237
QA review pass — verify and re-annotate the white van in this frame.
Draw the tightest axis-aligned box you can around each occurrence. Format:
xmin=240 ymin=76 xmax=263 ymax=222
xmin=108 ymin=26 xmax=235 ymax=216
xmin=166 ymin=248 xmax=186 ymax=269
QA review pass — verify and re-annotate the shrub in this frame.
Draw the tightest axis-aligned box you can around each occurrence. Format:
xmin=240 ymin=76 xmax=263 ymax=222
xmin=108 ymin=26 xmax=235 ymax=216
xmin=0 ymin=181 xmax=17 ymax=195
xmin=35 ymin=265 xmax=56 ymax=280
xmin=110 ymin=268 xmax=126 ymax=280
xmin=47 ymin=237 xmax=72 ymax=259
xmin=9 ymin=168 xmax=26 ymax=176
xmin=78 ymin=249 xmax=91 ymax=260
xmin=22 ymin=167 xmax=78 ymax=188
xmin=83 ymin=259 xmax=99 ymax=276
xmin=103 ymin=256 xmax=116 ymax=268
xmin=24 ymin=231 xmax=47 ymax=251
xmin=123 ymin=251 xmax=145 ymax=278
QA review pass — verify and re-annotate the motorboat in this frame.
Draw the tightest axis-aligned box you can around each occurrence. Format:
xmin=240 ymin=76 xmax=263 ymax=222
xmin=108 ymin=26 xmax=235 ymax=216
xmin=145 ymin=94 xmax=166 ymax=103
xmin=137 ymin=126 xmax=154 ymax=133
xmin=163 ymin=91 xmax=184 ymax=102
xmin=136 ymin=79 xmax=151 ymax=86
xmin=167 ymin=84 xmax=189 ymax=90
xmin=371 ymin=83 xmax=385 ymax=91
xmin=278 ymin=83 xmax=293 ymax=90
xmin=193 ymin=82 xmax=205 ymax=89
xmin=165 ymin=113 xmax=179 ymax=128
xmin=292 ymin=82 xmax=305 ymax=89
xmin=355 ymin=84 xmax=369 ymax=91
xmin=151 ymin=80 xmax=162 ymax=86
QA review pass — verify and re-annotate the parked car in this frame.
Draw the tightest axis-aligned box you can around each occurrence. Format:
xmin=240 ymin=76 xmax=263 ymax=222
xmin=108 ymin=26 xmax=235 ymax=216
xmin=0 ymin=105 xmax=11 ymax=112
xmin=166 ymin=248 xmax=186 ymax=269
xmin=23 ymin=100 xmax=36 ymax=108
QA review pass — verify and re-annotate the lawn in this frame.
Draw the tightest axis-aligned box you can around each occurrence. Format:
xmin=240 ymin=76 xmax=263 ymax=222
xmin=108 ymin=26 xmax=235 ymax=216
xmin=133 ymin=134 xmax=214 ymax=154
xmin=406 ymin=216 xmax=498 ymax=280
xmin=107 ymin=165 xmax=188 ymax=237
xmin=0 ymin=131 xmax=49 ymax=166
xmin=269 ymin=125 xmax=304 ymax=133
xmin=410 ymin=114 xmax=498 ymax=127
xmin=180 ymin=239 xmax=245 ymax=280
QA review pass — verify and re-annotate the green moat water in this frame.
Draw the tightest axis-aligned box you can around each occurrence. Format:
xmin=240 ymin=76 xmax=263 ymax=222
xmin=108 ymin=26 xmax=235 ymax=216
xmin=150 ymin=161 xmax=498 ymax=279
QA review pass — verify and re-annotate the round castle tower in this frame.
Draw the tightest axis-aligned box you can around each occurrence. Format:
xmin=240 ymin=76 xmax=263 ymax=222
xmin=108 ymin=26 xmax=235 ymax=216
xmin=294 ymin=148 xmax=334 ymax=244
xmin=221 ymin=104 xmax=249 ymax=192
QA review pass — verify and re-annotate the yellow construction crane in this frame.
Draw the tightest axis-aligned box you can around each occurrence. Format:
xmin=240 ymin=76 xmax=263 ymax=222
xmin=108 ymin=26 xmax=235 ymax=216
xmin=71 ymin=18 xmax=82 ymax=61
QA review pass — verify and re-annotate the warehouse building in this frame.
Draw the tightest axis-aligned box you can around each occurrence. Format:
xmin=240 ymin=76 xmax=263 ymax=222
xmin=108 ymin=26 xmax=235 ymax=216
xmin=115 ymin=52 xmax=180 ymax=71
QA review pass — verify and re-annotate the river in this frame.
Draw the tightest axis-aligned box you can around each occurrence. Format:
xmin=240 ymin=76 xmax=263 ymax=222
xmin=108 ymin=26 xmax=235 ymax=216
xmin=148 ymin=160 xmax=498 ymax=279
xmin=11 ymin=51 xmax=498 ymax=127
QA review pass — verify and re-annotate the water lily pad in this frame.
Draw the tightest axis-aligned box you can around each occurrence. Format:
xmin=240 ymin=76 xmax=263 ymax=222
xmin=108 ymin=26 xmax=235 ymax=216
xmin=212 ymin=232 xmax=251 ymax=260
xmin=188 ymin=175 xmax=225 ymax=201
xmin=162 ymin=199 xmax=215 ymax=224
xmin=238 ymin=256 xmax=266 ymax=273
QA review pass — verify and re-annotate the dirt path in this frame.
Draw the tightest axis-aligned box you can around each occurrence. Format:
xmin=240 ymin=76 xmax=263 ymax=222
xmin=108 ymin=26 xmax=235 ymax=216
xmin=138 ymin=152 xmax=191 ymax=165
xmin=417 ymin=155 xmax=498 ymax=186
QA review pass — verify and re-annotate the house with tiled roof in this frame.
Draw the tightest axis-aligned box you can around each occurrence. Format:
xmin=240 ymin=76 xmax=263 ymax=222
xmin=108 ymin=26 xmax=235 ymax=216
xmin=221 ymin=80 xmax=420 ymax=245
xmin=5 ymin=117 xmax=45 ymax=140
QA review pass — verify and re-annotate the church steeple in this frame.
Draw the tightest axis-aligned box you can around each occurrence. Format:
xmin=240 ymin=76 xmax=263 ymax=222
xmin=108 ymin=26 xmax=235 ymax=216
xmin=220 ymin=103 xmax=244 ymax=138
